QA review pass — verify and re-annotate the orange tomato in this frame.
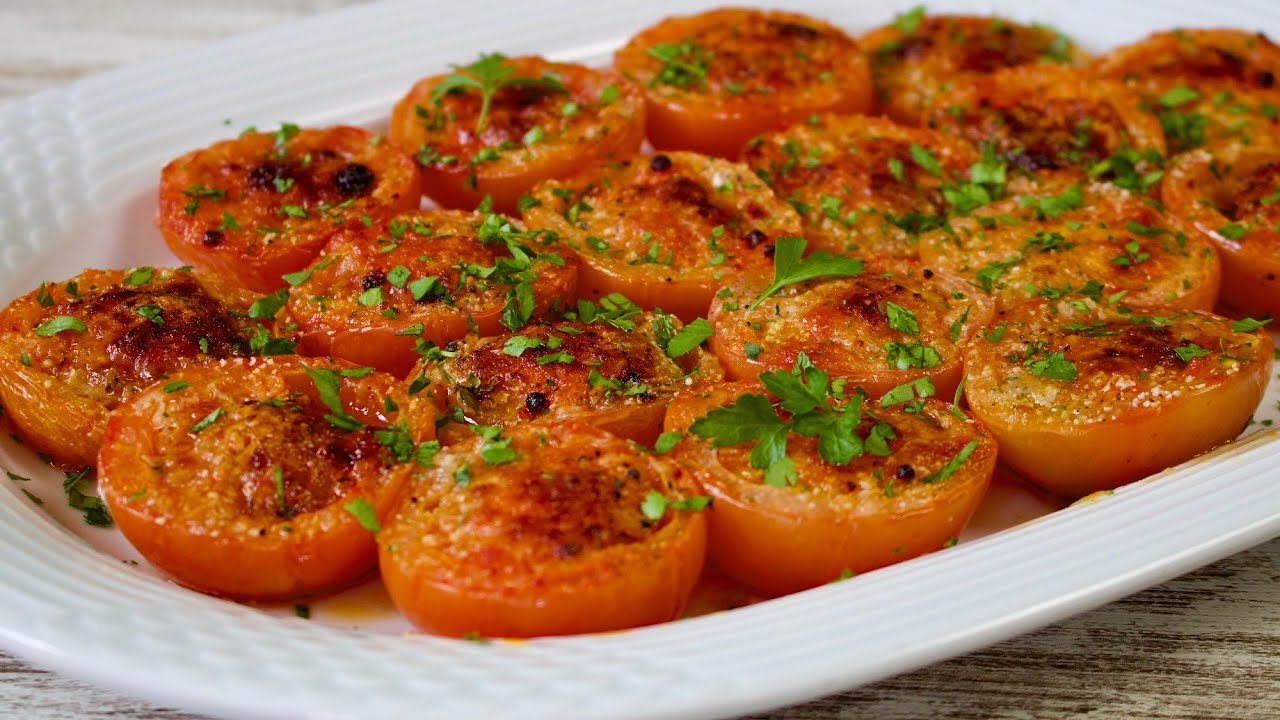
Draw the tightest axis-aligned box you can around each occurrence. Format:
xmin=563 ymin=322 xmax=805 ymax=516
xmin=923 ymin=64 xmax=1165 ymax=181
xmin=1163 ymin=138 xmax=1280 ymax=318
xmin=963 ymin=299 xmax=1272 ymax=497
xmin=918 ymin=181 xmax=1221 ymax=312
xmin=284 ymin=210 xmax=578 ymax=378
xmin=378 ymin=420 xmax=707 ymax=638
xmin=524 ymin=151 xmax=801 ymax=322
xmin=663 ymin=380 xmax=997 ymax=596
xmin=420 ymin=306 xmax=721 ymax=447
xmin=157 ymin=125 xmax=422 ymax=293
xmin=707 ymin=262 xmax=993 ymax=401
xmin=861 ymin=12 xmax=1087 ymax=124
xmin=388 ymin=55 xmax=645 ymax=214
xmin=0 ymin=268 xmax=259 ymax=468
xmin=1092 ymin=29 xmax=1280 ymax=152
xmin=98 ymin=356 xmax=437 ymax=600
xmin=614 ymin=8 xmax=871 ymax=158
xmin=740 ymin=114 xmax=982 ymax=257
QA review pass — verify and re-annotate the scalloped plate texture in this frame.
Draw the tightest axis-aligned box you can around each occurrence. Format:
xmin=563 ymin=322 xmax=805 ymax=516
xmin=2 ymin=1 xmax=1280 ymax=719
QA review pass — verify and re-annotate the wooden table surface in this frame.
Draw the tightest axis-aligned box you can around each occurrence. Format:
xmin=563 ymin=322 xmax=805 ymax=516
xmin=2 ymin=1 xmax=1279 ymax=718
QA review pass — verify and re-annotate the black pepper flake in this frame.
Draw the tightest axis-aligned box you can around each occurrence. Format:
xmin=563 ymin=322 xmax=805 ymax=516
xmin=745 ymin=229 xmax=768 ymax=248
xmin=201 ymin=230 xmax=225 ymax=247
xmin=649 ymin=154 xmax=673 ymax=172
xmin=1258 ymin=70 xmax=1276 ymax=88
xmin=762 ymin=244 xmax=776 ymax=258
xmin=895 ymin=464 xmax=915 ymax=481
xmin=922 ymin=268 xmax=934 ymax=279
xmin=361 ymin=270 xmax=386 ymax=290
xmin=525 ymin=391 xmax=550 ymax=414
xmin=334 ymin=163 xmax=375 ymax=195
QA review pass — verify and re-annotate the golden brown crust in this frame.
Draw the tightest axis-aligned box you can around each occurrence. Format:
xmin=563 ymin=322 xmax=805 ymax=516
xmin=157 ymin=125 xmax=422 ymax=292
xmin=525 ymin=151 xmax=801 ymax=321
xmin=862 ymin=13 xmax=1087 ymax=123
xmin=0 ymin=268 xmax=259 ymax=467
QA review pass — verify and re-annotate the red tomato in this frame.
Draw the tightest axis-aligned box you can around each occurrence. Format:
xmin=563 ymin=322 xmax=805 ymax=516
xmin=663 ymin=381 xmax=996 ymax=596
xmin=388 ymin=55 xmax=645 ymax=214
xmin=157 ymin=125 xmax=422 ymax=293
xmin=284 ymin=210 xmax=578 ymax=378
xmin=524 ymin=151 xmax=801 ymax=322
xmin=420 ymin=307 xmax=722 ymax=447
xmin=963 ymin=299 xmax=1273 ymax=497
xmin=861 ymin=13 xmax=1087 ymax=124
xmin=98 ymin=356 xmax=437 ymax=600
xmin=0 ymin=268 xmax=259 ymax=468
xmin=708 ymin=262 xmax=993 ymax=401
xmin=614 ymin=8 xmax=871 ymax=158
xmin=740 ymin=113 xmax=981 ymax=258
xmin=378 ymin=420 xmax=707 ymax=638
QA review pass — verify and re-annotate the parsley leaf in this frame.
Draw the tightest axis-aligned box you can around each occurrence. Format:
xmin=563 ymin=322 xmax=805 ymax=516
xmin=749 ymin=236 xmax=864 ymax=309
xmin=665 ymin=318 xmax=714 ymax=358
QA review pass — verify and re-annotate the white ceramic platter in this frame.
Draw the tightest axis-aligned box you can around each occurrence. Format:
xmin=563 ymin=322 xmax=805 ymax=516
xmin=2 ymin=0 xmax=1280 ymax=718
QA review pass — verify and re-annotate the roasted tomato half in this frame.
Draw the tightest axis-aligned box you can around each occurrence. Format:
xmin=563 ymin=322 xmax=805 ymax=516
xmin=524 ymin=151 xmax=801 ymax=321
xmin=421 ymin=301 xmax=721 ymax=446
xmin=0 ymin=268 xmax=259 ymax=468
xmin=378 ymin=420 xmax=707 ymax=638
xmin=740 ymin=114 xmax=984 ymax=257
xmin=388 ymin=55 xmax=645 ymax=214
xmin=963 ymin=299 xmax=1272 ymax=497
xmin=918 ymin=181 xmax=1221 ymax=311
xmin=614 ymin=8 xmax=871 ymax=158
xmin=1164 ymin=138 xmax=1280 ymax=318
xmin=708 ymin=258 xmax=992 ymax=400
xmin=98 ymin=356 xmax=437 ymax=600
xmin=861 ymin=11 xmax=1087 ymax=124
xmin=663 ymin=370 xmax=997 ymax=596
xmin=284 ymin=210 xmax=577 ymax=378
xmin=157 ymin=125 xmax=422 ymax=293
xmin=1092 ymin=29 xmax=1280 ymax=153
xmin=923 ymin=65 xmax=1166 ymax=187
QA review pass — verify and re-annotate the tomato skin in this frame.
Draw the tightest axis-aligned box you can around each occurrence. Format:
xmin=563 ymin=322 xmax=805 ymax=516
xmin=861 ymin=14 xmax=1087 ymax=124
xmin=708 ymin=263 xmax=992 ymax=401
xmin=963 ymin=300 xmax=1273 ymax=497
xmin=1163 ymin=140 xmax=1280 ymax=318
xmin=98 ymin=356 xmax=436 ymax=601
xmin=378 ymin=420 xmax=706 ymax=638
xmin=614 ymin=8 xmax=871 ymax=158
xmin=284 ymin=210 xmax=578 ymax=378
xmin=525 ymin=151 xmax=801 ymax=322
xmin=740 ymin=114 xmax=981 ymax=258
xmin=388 ymin=56 xmax=646 ymax=214
xmin=663 ymin=383 xmax=996 ymax=596
xmin=0 ymin=268 xmax=258 ymax=468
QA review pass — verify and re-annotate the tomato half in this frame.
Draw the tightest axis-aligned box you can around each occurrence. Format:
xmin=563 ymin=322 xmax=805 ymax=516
xmin=740 ymin=113 xmax=982 ymax=257
xmin=378 ymin=420 xmax=707 ymax=638
xmin=923 ymin=64 xmax=1166 ymax=182
xmin=918 ymin=181 xmax=1221 ymax=312
xmin=1092 ymin=30 xmax=1280 ymax=153
xmin=614 ymin=8 xmax=871 ymax=158
xmin=524 ymin=151 xmax=801 ymax=322
xmin=963 ymin=299 xmax=1273 ymax=497
xmin=1164 ymin=138 xmax=1280 ymax=318
xmin=284 ymin=210 xmax=578 ymax=378
xmin=98 ymin=356 xmax=437 ymax=600
xmin=157 ymin=125 xmax=422 ymax=293
xmin=388 ymin=55 xmax=645 ymax=214
xmin=663 ymin=381 xmax=996 ymax=596
xmin=421 ymin=306 xmax=721 ymax=446
xmin=861 ymin=13 xmax=1087 ymax=124
xmin=708 ymin=262 xmax=993 ymax=400
xmin=0 ymin=268 xmax=258 ymax=468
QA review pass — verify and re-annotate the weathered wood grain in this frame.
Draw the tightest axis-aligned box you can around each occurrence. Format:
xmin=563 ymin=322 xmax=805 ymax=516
xmin=1 ymin=2 xmax=1278 ymax=718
